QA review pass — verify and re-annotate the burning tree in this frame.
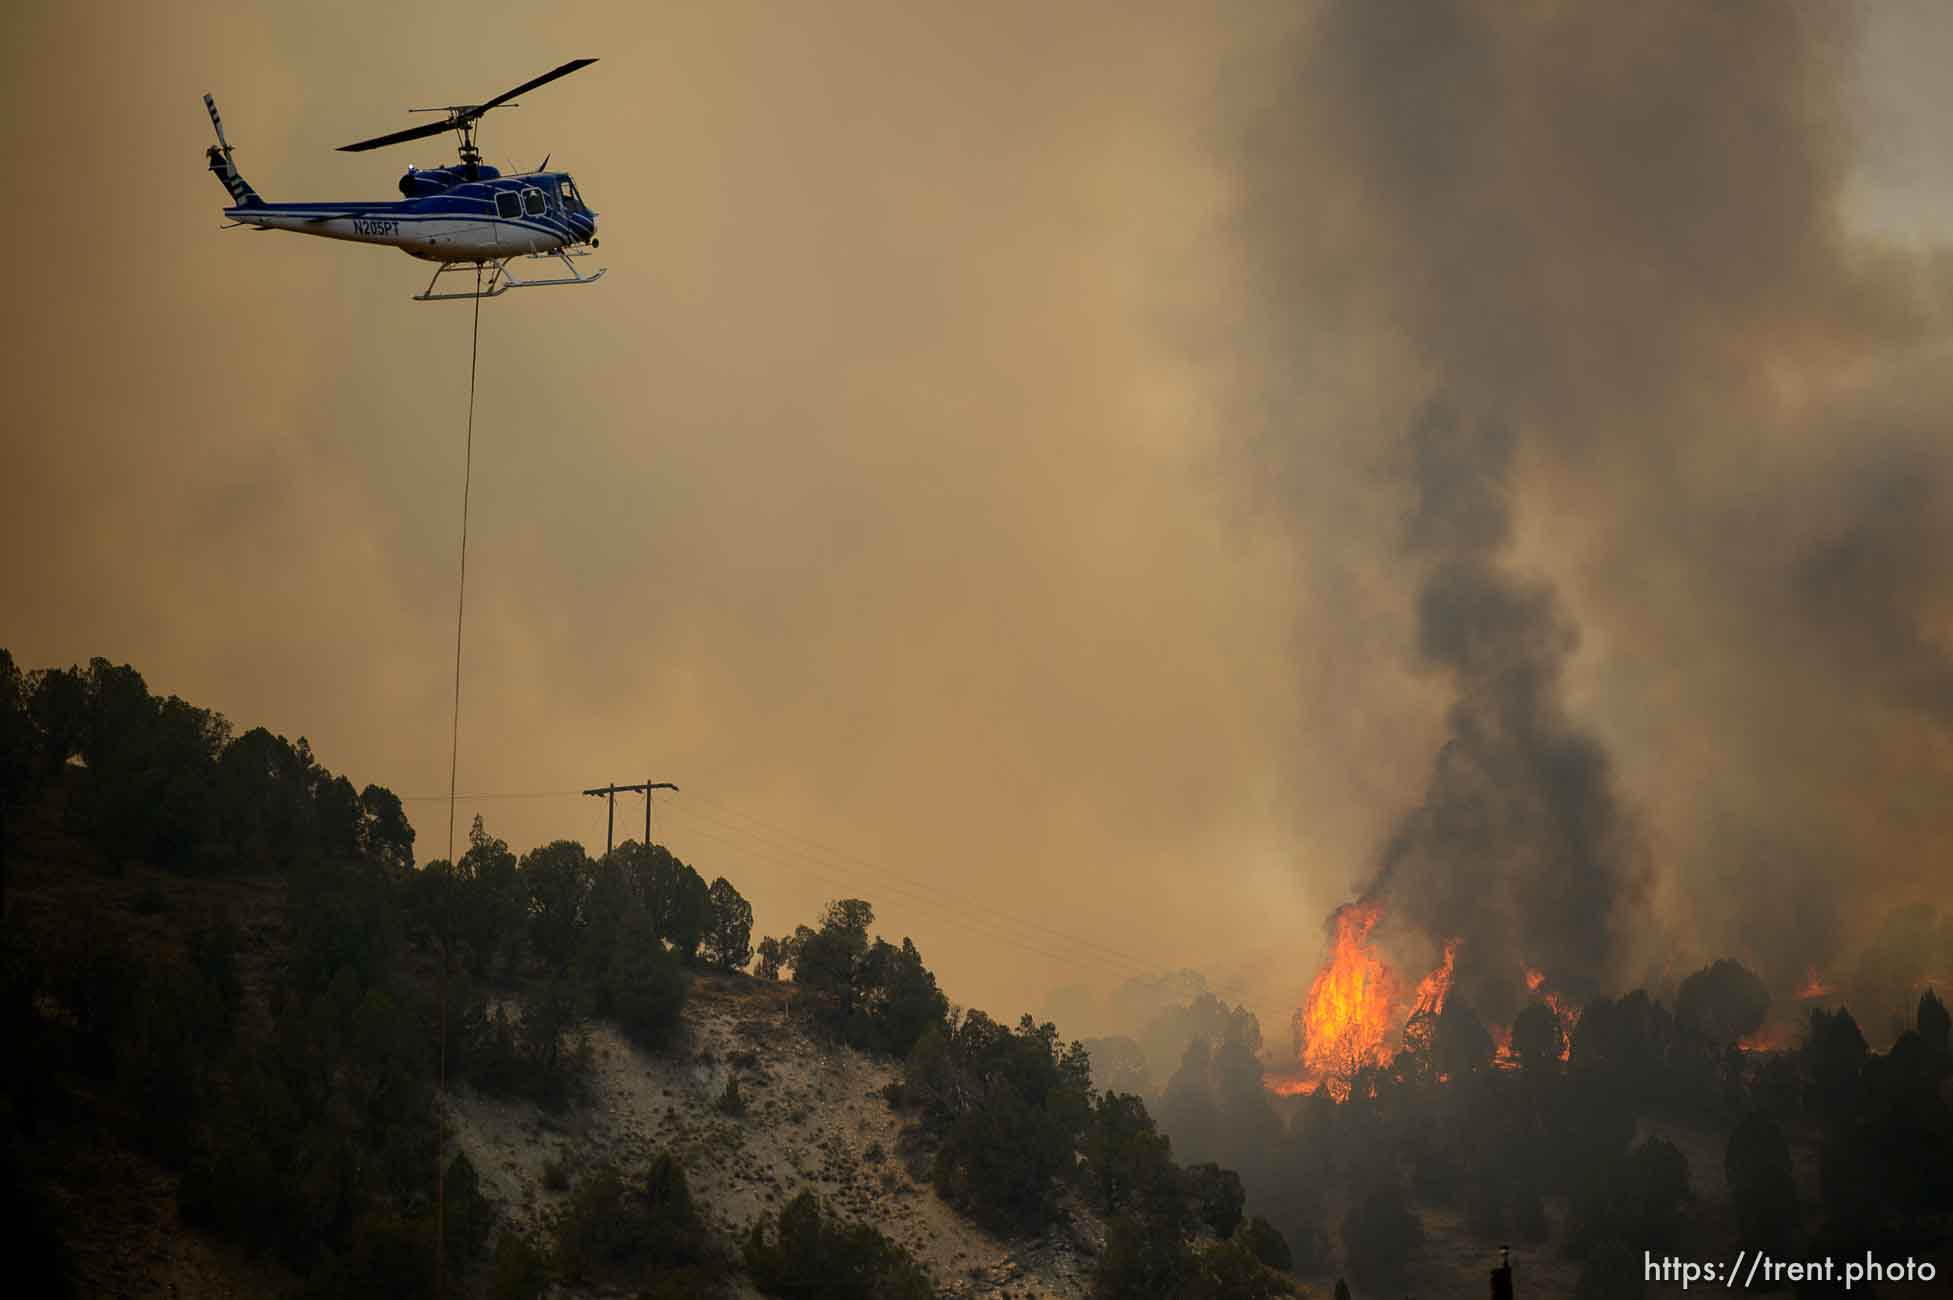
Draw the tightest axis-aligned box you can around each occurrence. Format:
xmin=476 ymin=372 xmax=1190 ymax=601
xmin=1284 ymin=901 xmax=1475 ymax=1098
xmin=1291 ymin=903 xmax=1398 ymax=1096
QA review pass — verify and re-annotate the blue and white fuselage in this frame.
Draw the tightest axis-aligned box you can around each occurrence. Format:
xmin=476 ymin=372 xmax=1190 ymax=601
xmin=204 ymin=81 xmax=606 ymax=301
xmin=221 ymin=165 xmax=597 ymax=263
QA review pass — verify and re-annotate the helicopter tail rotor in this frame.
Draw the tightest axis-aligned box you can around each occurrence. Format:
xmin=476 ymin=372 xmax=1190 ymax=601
xmin=204 ymin=93 xmax=232 ymax=154
xmin=203 ymin=93 xmax=263 ymax=207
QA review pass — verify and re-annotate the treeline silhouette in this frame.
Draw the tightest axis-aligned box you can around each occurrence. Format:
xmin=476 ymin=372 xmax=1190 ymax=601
xmin=0 ymin=652 xmax=1290 ymax=1299
xmin=750 ymin=896 xmax=1295 ymax=1296
xmin=1089 ymin=961 xmax=1953 ymax=1297
xmin=0 ymin=653 xmax=414 ymax=886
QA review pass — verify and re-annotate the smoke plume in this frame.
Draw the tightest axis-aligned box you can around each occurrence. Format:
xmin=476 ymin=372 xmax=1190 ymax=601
xmin=1364 ymin=402 xmax=1648 ymax=1018
xmin=1223 ymin=0 xmax=1953 ymax=1011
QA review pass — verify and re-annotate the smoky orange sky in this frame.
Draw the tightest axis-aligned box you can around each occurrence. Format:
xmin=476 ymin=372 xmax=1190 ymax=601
xmin=5 ymin=2 xmax=1953 ymax=1047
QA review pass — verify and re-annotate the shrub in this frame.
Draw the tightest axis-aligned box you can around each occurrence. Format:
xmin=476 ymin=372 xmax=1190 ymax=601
xmin=1187 ymin=1239 xmax=1297 ymax=1300
xmin=908 ymin=1012 xmax=1092 ymax=1234
xmin=521 ymin=841 xmax=594 ymax=974
xmin=443 ymin=1152 xmax=496 ymax=1273
xmin=301 ymin=1207 xmax=433 ymax=1300
xmin=1081 ymin=1092 xmax=1176 ymax=1218
xmin=607 ymin=915 xmax=689 ymax=1049
xmin=487 ymin=1229 xmax=551 ymax=1300
xmin=1272 ymin=1195 xmax=1330 ymax=1275
xmin=284 ymin=859 xmax=401 ymax=999
xmin=1676 ymin=959 xmax=1770 ymax=1047
xmin=703 ymin=876 xmax=755 ymax=971
xmin=1567 ymin=1136 xmax=1693 ymax=1263
xmin=934 ymin=1080 xmax=1077 ymax=1233
xmin=1340 ymin=1184 xmax=1422 ymax=1296
xmin=1184 ymin=1162 xmax=1245 ymax=1239
xmin=636 ymin=844 xmax=712 ymax=962
xmin=119 ymin=959 xmax=227 ymax=1163
xmin=1241 ymin=1216 xmax=1292 ymax=1271
xmin=554 ymin=1156 xmax=724 ymax=1289
xmin=1095 ymin=1209 xmax=1193 ymax=1299
xmin=847 ymin=937 xmax=949 ymax=1057
xmin=1726 ymin=1112 xmax=1798 ymax=1262
xmin=718 ymin=1075 xmax=746 ymax=1117
xmin=519 ymin=982 xmax=593 ymax=1110
xmin=745 ymin=1192 xmax=933 ymax=1300
xmin=188 ymin=914 xmax=244 ymax=1028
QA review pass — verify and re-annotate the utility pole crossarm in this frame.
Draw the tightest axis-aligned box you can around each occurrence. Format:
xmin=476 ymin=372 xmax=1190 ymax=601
xmin=584 ymin=780 xmax=680 ymax=857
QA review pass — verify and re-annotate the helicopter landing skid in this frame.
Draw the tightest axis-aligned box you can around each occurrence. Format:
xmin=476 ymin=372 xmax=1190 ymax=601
xmin=414 ymin=248 xmax=608 ymax=302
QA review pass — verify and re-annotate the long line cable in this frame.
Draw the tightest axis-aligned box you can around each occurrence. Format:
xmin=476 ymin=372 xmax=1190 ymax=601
xmin=436 ymin=260 xmax=485 ymax=1300
xmin=447 ymin=263 xmax=484 ymax=866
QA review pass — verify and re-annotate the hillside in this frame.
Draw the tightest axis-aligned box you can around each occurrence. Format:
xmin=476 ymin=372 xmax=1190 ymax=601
xmin=6 ymin=783 xmax=308 ymax=1298
xmin=0 ymin=735 xmax=1297 ymax=1300
xmin=17 ymin=655 xmax=1948 ymax=1300
xmin=3 ymin=797 xmax=1110 ymax=1298
xmin=450 ymin=974 xmax=1105 ymax=1298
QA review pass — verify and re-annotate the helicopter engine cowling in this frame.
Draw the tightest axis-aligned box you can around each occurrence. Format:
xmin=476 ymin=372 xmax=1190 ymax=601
xmin=398 ymin=162 xmax=502 ymax=197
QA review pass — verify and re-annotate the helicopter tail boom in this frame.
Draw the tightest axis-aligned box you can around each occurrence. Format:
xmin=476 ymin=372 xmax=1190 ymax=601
xmin=203 ymin=94 xmax=263 ymax=208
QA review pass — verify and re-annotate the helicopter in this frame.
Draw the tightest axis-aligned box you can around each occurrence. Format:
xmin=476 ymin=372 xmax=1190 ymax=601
xmin=205 ymin=59 xmax=605 ymax=302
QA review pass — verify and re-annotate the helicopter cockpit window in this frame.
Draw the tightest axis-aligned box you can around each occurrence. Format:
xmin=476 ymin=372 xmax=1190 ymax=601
xmin=560 ymin=179 xmax=582 ymax=209
xmin=495 ymin=191 xmax=521 ymax=220
xmin=522 ymin=188 xmax=546 ymax=218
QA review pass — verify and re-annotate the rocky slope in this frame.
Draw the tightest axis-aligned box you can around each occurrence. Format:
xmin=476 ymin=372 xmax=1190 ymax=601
xmin=450 ymin=972 xmax=1106 ymax=1299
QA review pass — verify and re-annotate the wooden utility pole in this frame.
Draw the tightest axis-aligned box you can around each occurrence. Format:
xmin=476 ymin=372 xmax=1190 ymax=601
xmin=583 ymin=780 xmax=679 ymax=855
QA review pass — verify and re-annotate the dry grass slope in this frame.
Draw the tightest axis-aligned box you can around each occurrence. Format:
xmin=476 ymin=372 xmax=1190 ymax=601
xmin=450 ymin=971 xmax=1106 ymax=1298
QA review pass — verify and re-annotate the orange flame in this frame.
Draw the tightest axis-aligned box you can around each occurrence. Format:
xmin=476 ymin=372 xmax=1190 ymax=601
xmin=1796 ymin=966 xmax=1833 ymax=999
xmin=1503 ymin=966 xmax=1583 ymax=1064
xmin=1737 ymin=1023 xmax=1792 ymax=1053
xmin=1294 ymin=902 xmax=1398 ymax=1098
xmin=1552 ymin=1002 xmax=1578 ymax=1061
xmin=1531 ymin=968 xmax=1582 ymax=1062
xmin=1263 ymin=1073 xmax=1321 ymax=1097
xmin=1490 ymin=1023 xmax=1517 ymax=1069
xmin=1289 ymin=907 xmax=1466 ymax=1099
xmin=1411 ymin=939 xmax=1460 ymax=1019
xmin=1285 ymin=908 xmax=1608 ymax=1096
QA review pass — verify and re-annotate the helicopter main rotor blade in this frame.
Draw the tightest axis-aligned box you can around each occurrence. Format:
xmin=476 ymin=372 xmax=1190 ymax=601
xmin=335 ymin=59 xmax=596 ymax=153
xmin=471 ymin=58 xmax=596 ymax=119
xmin=338 ymin=116 xmax=459 ymax=153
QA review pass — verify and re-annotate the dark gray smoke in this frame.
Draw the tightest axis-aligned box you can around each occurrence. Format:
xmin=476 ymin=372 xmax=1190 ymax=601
xmin=1363 ymin=403 xmax=1648 ymax=1018
xmin=1222 ymin=0 xmax=1953 ymax=1015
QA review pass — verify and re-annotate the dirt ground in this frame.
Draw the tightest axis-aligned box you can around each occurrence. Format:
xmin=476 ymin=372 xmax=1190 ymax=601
xmin=446 ymin=971 xmax=1104 ymax=1299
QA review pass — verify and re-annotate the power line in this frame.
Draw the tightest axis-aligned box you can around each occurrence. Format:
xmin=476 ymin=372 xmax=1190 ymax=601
xmin=581 ymin=779 xmax=678 ymax=856
xmin=396 ymin=783 xmax=1238 ymax=991
xmin=662 ymin=795 xmax=1284 ymax=998
xmin=398 ymin=789 xmax=584 ymax=801
xmin=655 ymin=803 xmax=1155 ymax=983
xmin=665 ymin=819 xmax=1127 ymax=981
xmin=666 ymin=792 xmax=1158 ymax=971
